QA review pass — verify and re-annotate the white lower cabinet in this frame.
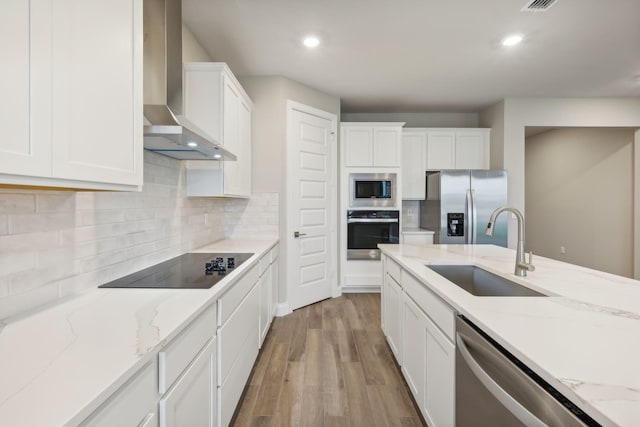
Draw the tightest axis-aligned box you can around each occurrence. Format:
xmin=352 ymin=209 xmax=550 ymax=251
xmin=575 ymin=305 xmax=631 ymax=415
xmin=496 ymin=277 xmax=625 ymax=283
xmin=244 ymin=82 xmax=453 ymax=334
xmin=382 ymin=254 xmax=456 ymax=427
xmin=259 ymin=264 xmax=272 ymax=346
xmin=385 ymin=273 xmax=403 ymax=362
xmin=159 ymin=338 xmax=217 ymax=427
xmin=424 ymin=315 xmax=455 ymax=427
xmin=219 ymin=280 xmax=260 ymax=427
xmin=271 ymin=258 xmax=279 ymax=317
xmin=402 ymin=293 xmax=427 ymax=405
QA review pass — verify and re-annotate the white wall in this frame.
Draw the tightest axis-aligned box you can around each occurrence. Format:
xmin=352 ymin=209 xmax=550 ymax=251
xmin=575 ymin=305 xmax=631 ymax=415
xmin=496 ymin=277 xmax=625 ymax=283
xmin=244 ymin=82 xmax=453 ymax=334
xmin=525 ymin=128 xmax=634 ymax=277
xmin=182 ymin=24 xmax=212 ymax=62
xmin=341 ymin=112 xmax=479 ymax=128
xmin=239 ymin=76 xmax=340 ymax=311
xmin=480 ymin=97 xmax=640 ymax=249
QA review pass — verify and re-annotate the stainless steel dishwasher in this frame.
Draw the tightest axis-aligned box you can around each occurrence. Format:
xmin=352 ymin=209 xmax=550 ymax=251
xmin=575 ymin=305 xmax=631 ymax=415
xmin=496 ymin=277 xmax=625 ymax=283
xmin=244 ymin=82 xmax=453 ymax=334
xmin=455 ymin=316 xmax=601 ymax=426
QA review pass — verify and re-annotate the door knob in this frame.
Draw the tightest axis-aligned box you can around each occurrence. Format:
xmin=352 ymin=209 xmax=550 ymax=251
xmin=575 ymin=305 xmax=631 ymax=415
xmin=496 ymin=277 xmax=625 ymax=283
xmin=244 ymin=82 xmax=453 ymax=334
xmin=294 ymin=231 xmax=307 ymax=238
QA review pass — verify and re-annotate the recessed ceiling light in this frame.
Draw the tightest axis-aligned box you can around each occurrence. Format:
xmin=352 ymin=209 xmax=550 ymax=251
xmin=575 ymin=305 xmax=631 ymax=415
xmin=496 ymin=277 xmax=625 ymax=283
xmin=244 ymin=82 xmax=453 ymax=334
xmin=303 ymin=36 xmax=320 ymax=48
xmin=502 ymin=34 xmax=524 ymax=47
xmin=187 ymin=141 xmax=198 ymax=147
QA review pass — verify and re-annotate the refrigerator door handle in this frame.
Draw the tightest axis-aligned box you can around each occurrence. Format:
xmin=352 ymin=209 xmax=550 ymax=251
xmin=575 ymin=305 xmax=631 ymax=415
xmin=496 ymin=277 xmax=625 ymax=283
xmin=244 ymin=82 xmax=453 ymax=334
xmin=470 ymin=189 xmax=477 ymax=244
xmin=466 ymin=189 xmax=473 ymax=244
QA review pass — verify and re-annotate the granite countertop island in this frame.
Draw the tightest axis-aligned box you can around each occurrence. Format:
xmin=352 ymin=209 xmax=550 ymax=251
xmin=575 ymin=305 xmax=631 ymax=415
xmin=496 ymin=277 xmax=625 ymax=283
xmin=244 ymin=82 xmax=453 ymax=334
xmin=0 ymin=239 xmax=277 ymax=427
xmin=379 ymin=243 xmax=640 ymax=427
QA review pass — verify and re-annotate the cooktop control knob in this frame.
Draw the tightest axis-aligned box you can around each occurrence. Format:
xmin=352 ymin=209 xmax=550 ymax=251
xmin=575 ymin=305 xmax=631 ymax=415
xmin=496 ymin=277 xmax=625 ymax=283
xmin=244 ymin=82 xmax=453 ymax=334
xmin=227 ymin=257 xmax=235 ymax=268
xmin=205 ymin=261 xmax=215 ymax=275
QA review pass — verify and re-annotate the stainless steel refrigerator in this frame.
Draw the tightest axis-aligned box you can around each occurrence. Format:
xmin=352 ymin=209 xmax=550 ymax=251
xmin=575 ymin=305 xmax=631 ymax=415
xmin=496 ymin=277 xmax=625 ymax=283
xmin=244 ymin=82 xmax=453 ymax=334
xmin=420 ymin=170 xmax=508 ymax=246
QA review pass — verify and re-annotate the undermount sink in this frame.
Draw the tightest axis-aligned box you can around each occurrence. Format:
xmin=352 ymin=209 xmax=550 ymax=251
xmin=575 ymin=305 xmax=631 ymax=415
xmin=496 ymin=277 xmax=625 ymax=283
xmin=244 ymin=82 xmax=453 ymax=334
xmin=426 ymin=265 xmax=546 ymax=297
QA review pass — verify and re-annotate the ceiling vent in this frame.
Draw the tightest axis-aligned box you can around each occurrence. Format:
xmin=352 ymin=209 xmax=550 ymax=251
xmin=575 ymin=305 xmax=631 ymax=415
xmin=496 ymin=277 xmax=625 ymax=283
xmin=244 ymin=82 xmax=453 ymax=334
xmin=522 ymin=0 xmax=558 ymax=12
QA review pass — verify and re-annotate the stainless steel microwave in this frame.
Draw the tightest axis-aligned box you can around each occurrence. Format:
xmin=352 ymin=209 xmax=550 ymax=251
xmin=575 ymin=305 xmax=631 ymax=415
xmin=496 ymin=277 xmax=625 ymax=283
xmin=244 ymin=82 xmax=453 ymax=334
xmin=349 ymin=173 xmax=397 ymax=208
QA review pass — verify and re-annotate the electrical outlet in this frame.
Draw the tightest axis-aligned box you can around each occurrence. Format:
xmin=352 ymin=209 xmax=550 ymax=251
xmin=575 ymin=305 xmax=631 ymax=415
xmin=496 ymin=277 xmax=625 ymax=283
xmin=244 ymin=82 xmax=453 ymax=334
xmin=560 ymin=246 xmax=565 ymax=254
xmin=407 ymin=208 xmax=414 ymax=215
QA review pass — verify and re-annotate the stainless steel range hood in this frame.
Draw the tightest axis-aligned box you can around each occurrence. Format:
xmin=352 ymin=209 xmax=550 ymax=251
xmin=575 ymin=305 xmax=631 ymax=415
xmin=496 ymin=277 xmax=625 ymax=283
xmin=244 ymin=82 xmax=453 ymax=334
xmin=143 ymin=0 xmax=236 ymax=161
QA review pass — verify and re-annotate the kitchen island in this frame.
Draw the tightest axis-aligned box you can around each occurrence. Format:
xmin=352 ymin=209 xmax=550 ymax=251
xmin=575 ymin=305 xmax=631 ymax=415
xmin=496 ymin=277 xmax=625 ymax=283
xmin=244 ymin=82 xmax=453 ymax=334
xmin=0 ymin=239 xmax=278 ymax=427
xmin=379 ymin=243 xmax=640 ymax=427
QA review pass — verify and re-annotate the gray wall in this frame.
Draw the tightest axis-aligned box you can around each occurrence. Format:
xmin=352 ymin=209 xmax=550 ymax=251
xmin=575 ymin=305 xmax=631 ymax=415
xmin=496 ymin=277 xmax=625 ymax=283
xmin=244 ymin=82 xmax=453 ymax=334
xmin=480 ymin=97 xmax=640 ymax=250
xmin=239 ymin=75 xmax=340 ymax=310
xmin=341 ymin=112 xmax=479 ymax=128
xmin=525 ymin=128 xmax=635 ymax=277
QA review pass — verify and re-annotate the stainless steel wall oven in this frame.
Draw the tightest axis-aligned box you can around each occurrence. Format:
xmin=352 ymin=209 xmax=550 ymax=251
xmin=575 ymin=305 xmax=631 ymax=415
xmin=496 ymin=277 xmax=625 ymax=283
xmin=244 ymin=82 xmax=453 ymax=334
xmin=347 ymin=210 xmax=399 ymax=260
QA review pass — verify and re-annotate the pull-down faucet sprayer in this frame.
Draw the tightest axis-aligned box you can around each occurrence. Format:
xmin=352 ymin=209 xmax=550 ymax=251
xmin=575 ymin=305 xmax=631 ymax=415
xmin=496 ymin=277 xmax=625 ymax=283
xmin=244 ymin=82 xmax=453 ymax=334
xmin=486 ymin=206 xmax=535 ymax=277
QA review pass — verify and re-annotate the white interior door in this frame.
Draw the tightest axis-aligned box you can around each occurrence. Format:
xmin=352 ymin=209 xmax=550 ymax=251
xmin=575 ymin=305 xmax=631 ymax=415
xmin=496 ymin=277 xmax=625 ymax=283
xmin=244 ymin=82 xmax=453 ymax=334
xmin=288 ymin=102 xmax=337 ymax=310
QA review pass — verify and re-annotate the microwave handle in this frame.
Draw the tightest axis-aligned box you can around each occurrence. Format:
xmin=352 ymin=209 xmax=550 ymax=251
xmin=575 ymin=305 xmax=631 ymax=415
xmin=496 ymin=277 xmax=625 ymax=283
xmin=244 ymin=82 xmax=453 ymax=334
xmin=347 ymin=218 xmax=399 ymax=224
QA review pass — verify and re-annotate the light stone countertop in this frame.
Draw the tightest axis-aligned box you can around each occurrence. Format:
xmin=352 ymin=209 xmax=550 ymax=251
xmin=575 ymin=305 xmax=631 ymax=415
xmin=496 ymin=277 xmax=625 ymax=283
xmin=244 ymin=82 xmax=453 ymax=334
xmin=379 ymin=243 xmax=640 ymax=427
xmin=0 ymin=239 xmax=278 ymax=427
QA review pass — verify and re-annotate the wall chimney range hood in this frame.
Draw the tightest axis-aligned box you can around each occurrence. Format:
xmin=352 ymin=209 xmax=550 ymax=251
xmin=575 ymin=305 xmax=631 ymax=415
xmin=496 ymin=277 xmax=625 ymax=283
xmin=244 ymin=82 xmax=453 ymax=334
xmin=143 ymin=0 xmax=236 ymax=161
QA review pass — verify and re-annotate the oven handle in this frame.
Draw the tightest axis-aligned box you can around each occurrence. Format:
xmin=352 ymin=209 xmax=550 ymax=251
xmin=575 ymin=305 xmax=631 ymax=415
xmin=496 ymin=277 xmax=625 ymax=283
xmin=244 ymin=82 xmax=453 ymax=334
xmin=456 ymin=333 xmax=547 ymax=427
xmin=347 ymin=218 xmax=399 ymax=223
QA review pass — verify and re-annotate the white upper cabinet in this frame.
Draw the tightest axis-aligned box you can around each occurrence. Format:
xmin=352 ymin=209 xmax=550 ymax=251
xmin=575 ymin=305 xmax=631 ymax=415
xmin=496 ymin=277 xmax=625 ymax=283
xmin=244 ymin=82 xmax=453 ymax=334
xmin=426 ymin=130 xmax=456 ymax=170
xmin=184 ymin=63 xmax=252 ymax=198
xmin=342 ymin=123 xmax=404 ymax=167
xmin=402 ymin=131 xmax=427 ymax=199
xmin=0 ymin=0 xmax=143 ymax=191
xmin=402 ymin=128 xmax=490 ymax=199
xmin=454 ymin=129 xmax=490 ymax=170
xmin=426 ymin=128 xmax=490 ymax=171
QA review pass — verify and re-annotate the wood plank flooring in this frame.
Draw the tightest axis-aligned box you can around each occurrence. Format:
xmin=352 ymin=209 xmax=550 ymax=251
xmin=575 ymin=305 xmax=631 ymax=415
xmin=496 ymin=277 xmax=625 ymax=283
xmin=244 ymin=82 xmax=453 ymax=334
xmin=231 ymin=293 xmax=426 ymax=427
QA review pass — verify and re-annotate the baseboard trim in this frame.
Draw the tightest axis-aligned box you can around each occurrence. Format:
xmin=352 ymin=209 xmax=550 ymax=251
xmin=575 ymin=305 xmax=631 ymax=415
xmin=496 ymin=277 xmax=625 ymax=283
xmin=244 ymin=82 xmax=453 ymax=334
xmin=341 ymin=286 xmax=381 ymax=293
xmin=275 ymin=302 xmax=293 ymax=317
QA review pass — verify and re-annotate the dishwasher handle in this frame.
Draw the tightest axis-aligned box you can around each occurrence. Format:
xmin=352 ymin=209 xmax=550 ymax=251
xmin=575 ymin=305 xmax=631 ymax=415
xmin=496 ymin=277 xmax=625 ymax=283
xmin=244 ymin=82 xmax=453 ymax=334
xmin=456 ymin=333 xmax=548 ymax=427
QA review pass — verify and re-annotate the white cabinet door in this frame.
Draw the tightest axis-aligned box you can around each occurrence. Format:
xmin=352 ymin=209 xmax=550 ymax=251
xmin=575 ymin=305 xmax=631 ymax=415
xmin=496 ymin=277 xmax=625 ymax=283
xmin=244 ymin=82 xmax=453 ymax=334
xmin=343 ymin=126 xmax=373 ymax=166
xmin=401 ymin=131 xmax=427 ymax=199
xmin=237 ymin=99 xmax=252 ymax=197
xmin=160 ymin=338 xmax=216 ymax=427
xmin=424 ymin=317 xmax=455 ymax=427
xmin=0 ymin=0 xmax=51 ymax=177
xmin=51 ymin=0 xmax=142 ymax=187
xmin=426 ymin=130 xmax=456 ymax=170
xmin=373 ymin=127 xmax=401 ymax=167
xmin=219 ymin=282 xmax=260 ymax=427
xmin=0 ymin=0 xmax=142 ymax=190
xmin=455 ymin=130 xmax=489 ymax=169
xmin=271 ymin=257 xmax=279 ymax=317
xmin=385 ymin=274 xmax=403 ymax=362
xmin=402 ymin=294 xmax=426 ymax=407
xmin=184 ymin=63 xmax=252 ymax=198
xmin=258 ymin=266 xmax=272 ymax=347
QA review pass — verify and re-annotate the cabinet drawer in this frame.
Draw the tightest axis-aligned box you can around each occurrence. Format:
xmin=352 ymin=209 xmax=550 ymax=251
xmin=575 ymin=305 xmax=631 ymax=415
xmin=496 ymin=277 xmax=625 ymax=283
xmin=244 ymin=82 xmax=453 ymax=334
xmin=258 ymin=251 xmax=270 ymax=277
xmin=82 ymin=360 xmax=157 ymax=427
xmin=218 ymin=263 xmax=259 ymax=325
xmin=401 ymin=270 xmax=455 ymax=342
xmin=386 ymin=256 xmax=401 ymax=283
xmin=158 ymin=305 xmax=216 ymax=394
xmin=159 ymin=338 xmax=215 ymax=427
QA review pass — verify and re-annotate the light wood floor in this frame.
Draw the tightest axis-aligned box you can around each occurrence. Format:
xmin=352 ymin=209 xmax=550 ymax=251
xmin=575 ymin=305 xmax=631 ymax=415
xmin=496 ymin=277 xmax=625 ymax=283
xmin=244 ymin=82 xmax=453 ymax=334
xmin=231 ymin=293 xmax=426 ymax=427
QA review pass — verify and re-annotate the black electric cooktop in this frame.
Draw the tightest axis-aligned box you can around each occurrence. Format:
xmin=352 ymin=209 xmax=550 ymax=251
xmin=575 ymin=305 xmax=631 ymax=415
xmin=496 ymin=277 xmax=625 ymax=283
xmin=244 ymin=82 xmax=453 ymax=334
xmin=98 ymin=252 xmax=254 ymax=289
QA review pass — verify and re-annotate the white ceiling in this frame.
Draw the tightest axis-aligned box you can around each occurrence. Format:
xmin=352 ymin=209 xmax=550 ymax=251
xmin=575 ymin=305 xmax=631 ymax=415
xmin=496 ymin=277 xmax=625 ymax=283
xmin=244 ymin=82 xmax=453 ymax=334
xmin=183 ymin=0 xmax=640 ymax=113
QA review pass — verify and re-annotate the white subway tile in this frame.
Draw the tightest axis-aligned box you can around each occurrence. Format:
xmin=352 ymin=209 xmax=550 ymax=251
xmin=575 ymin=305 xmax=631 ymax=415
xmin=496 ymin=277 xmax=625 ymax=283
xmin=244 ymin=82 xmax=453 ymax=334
xmin=0 ymin=194 xmax=36 ymax=214
xmin=36 ymin=193 xmax=76 ymax=213
xmin=8 ymin=213 xmax=75 ymax=234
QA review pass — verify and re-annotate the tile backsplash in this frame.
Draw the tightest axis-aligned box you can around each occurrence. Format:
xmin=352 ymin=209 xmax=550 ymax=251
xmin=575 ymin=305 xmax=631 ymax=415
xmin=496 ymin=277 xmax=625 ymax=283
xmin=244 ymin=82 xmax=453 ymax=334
xmin=0 ymin=151 xmax=278 ymax=320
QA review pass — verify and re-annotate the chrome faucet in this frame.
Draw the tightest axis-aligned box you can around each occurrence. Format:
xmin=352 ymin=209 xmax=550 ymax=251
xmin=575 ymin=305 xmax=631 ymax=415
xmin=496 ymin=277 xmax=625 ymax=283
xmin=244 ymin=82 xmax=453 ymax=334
xmin=485 ymin=206 xmax=535 ymax=277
